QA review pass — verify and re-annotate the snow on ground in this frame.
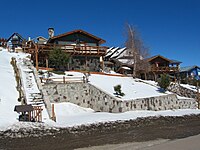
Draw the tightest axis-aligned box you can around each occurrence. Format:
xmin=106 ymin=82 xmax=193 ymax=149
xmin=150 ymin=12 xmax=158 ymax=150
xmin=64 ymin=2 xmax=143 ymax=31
xmin=46 ymin=104 xmax=200 ymax=128
xmin=19 ymin=60 xmax=41 ymax=103
xmin=46 ymin=71 xmax=167 ymax=100
xmin=0 ymin=49 xmax=26 ymax=130
xmin=1 ymin=49 xmax=200 ymax=132
xmin=181 ymin=84 xmax=199 ymax=92
xmin=0 ymin=49 xmax=50 ymax=131
xmin=89 ymin=74 xmax=167 ymax=100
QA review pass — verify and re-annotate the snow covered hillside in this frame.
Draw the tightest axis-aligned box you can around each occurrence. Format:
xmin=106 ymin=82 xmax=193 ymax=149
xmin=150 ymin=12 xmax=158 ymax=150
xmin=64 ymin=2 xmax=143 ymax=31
xmin=1 ymin=49 xmax=200 ymax=132
xmin=0 ymin=50 xmax=23 ymax=129
xmin=89 ymin=74 xmax=167 ymax=100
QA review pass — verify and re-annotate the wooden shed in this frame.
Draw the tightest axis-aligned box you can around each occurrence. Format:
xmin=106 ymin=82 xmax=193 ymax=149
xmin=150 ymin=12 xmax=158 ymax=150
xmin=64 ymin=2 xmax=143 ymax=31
xmin=14 ymin=104 xmax=43 ymax=122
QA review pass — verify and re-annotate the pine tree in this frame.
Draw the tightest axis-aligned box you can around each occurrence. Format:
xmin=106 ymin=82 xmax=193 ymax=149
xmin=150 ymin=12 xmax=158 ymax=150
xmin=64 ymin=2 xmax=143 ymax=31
xmin=158 ymin=74 xmax=170 ymax=91
xmin=49 ymin=47 xmax=70 ymax=70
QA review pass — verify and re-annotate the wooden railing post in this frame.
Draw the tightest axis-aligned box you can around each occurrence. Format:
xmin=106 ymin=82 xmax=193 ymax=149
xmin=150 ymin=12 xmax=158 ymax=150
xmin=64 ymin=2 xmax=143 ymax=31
xmin=52 ymin=104 xmax=56 ymax=122
xmin=197 ymin=82 xmax=200 ymax=109
xmin=35 ymin=44 xmax=39 ymax=71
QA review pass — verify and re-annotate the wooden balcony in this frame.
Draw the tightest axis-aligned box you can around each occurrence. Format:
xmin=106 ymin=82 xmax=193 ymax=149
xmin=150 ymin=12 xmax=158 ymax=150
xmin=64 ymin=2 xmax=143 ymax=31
xmin=23 ymin=43 xmax=107 ymax=56
xmin=151 ymin=66 xmax=179 ymax=72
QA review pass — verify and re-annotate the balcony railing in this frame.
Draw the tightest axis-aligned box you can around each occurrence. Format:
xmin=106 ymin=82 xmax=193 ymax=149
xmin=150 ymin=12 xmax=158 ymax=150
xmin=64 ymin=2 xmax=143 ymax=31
xmin=23 ymin=43 xmax=107 ymax=56
xmin=151 ymin=66 xmax=179 ymax=72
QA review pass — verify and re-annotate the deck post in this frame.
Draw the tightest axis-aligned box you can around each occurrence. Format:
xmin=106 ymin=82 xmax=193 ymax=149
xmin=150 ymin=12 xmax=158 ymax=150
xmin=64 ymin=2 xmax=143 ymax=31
xmin=46 ymin=57 xmax=49 ymax=69
xmin=35 ymin=44 xmax=39 ymax=71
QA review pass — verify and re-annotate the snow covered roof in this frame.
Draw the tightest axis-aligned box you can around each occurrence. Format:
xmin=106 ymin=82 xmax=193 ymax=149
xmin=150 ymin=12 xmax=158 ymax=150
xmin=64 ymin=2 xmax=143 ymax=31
xmin=105 ymin=47 xmax=119 ymax=57
xmin=110 ymin=47 xmax=126 ymax=58
xmin=121 ymin=66 xmax=131 ymax=70
xmin=180 ymin=66 xmax=200 ymax=72
xmin=105 ymin=47 xmax=128 ymax=59
xmin=117 ymin=58 xmax=134 ymax=66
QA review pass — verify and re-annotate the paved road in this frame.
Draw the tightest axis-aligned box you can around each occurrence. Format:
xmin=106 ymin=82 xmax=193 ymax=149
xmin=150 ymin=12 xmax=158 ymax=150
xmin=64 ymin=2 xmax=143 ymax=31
xmin=77 ymin=134 xmax=200 ymax=150
xmin=144 ymin=134 xmax=200 ymax=150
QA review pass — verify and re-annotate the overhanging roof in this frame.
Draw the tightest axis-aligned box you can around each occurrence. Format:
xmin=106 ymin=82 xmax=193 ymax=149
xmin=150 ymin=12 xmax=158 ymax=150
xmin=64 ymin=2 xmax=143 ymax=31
xmin=14 ymin=104 xmax=33 ymax=113
xmin=147 ymin=55 xmax=172 ymax=62
xmin=180 ymin=65 xmax=200 ymax=72
xmin=147 ymin=55 xmax=182 ymax=65
xmin=48 ymin=29 xmax=106 ymax=44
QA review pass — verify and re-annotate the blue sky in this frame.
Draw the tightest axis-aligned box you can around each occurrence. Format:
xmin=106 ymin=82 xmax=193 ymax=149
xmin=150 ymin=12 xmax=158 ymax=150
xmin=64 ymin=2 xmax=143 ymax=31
xmin=0 ymin=0 xmax=199 ymax=66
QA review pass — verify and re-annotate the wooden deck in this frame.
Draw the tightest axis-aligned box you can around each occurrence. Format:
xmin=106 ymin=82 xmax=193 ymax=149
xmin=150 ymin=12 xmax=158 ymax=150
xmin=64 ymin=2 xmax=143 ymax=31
xmin=151 ymin=66 xmax=179 ymax=72
xmin=23 ymin=43 xmax=107 ymax=56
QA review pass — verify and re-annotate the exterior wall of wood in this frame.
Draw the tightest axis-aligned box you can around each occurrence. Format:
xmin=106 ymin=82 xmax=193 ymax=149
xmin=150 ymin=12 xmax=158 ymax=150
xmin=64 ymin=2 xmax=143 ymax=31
xmin=51 ymin=33 xmax=99 ymax=46
xmin=149 ymin=57 xmax=170 ymax=67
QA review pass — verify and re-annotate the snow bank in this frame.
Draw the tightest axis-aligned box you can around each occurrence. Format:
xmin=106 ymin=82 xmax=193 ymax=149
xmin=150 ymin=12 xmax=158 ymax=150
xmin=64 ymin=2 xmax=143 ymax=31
xmin=0 ymin=50 xmax=21 ymax=130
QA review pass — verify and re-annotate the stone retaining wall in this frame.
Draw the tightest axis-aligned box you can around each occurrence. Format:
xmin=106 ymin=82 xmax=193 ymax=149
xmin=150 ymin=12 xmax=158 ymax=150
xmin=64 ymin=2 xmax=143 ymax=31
xmin=43 ymin=83 xmax=197 ymax=113
xmin=168 ymin=83 xmax=197 ymax=99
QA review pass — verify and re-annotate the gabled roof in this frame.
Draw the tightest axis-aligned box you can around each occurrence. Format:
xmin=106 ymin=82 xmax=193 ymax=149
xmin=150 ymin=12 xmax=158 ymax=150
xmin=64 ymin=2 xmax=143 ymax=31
xmin=37 ymin=36 xmax=47 ymax=41
xmin=180 ymin=65 xmax=200 ymax=72
xmin=170 ymin=59 xmax=182 ymax=64
xmin=7 ymin=33 xmax=25 ymax=42
xmin=48 ymin=29 xmax=106 ymax=44
xmin=105 ymin=47 xmax=119 ymax=57
xmin=111 ymin=47 xmax=126 ymax=59
xmin=147 ymin=55 xmax=172 ymax=63
xmin=147 ymin=55 xmax=182 ymax=64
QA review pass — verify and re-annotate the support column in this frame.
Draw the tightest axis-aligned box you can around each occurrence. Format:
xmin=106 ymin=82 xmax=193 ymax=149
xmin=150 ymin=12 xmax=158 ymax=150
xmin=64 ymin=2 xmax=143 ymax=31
xmin=35 ymin=44 xmax=39 ymax=71
xmin=46 ymin=57 xmax=49 ymax=69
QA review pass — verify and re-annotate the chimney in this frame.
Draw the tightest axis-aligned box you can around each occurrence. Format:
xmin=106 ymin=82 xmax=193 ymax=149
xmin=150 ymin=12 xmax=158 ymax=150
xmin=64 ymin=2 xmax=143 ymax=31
xmin=48 ymin=28 xmax=54 ymax=38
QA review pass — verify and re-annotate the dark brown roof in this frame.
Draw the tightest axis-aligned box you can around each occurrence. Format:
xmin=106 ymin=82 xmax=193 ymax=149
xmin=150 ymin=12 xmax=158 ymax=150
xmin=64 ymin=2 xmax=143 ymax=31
xmin=14 ymin=104 xmax=33 ymax=113
xmin=48 ymin=29 xmax=106 ymax=44
xmin=147 ymin=55 xmax=171 ymax=63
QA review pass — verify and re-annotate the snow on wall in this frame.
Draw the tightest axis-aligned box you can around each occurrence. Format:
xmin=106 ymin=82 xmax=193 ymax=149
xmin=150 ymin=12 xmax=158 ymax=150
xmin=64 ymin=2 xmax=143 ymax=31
xmin=168 ymin=83 xmax=198 ymax=99
xmin=43 ymin=83 xmax=197 ymax=113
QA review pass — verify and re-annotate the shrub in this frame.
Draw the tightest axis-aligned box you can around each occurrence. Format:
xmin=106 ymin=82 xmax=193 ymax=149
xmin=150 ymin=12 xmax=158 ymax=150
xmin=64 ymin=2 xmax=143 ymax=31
xmin=158 ymin=74 xmax=170 ymax=91
xmin=114 ymin=84 xmax=125 ymax=97
xmin=50 ymin=70 xmax=65 ymax=75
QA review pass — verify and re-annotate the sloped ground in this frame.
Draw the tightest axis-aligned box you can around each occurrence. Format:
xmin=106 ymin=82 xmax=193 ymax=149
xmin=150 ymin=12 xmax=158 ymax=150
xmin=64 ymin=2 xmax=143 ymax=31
xmin=1 ymin=114 xmax=200 ymax=150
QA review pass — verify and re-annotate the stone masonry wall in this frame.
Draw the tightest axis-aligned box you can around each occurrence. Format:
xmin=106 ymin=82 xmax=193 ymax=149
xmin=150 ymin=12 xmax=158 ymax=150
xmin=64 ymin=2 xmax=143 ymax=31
xmin=43 ymin=83 xmax=197 ymax=113
xmin=168 ymin=83 xmax=198 ymax=99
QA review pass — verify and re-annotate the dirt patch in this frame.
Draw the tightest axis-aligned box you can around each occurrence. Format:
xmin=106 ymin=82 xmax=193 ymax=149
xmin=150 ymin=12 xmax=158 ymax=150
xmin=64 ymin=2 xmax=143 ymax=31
xmin=1 ymin=115 xmax=200 ymax=150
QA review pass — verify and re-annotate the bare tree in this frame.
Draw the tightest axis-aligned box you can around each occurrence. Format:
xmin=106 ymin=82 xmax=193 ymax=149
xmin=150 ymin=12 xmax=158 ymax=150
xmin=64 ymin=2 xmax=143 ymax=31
xmin=125 ymin=23 xmax=150 ymax=79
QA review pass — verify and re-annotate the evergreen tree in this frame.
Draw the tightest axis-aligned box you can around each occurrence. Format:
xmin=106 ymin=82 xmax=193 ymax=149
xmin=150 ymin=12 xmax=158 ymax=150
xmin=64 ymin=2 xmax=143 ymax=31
xmin=158 ymin=74 xmax=170 ymax=91
xmin=49 ymin=47 xmax=70 ymax=70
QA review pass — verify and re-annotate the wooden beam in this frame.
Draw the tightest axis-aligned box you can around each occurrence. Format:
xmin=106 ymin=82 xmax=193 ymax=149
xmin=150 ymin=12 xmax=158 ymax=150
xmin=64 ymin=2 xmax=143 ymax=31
xmin=35 ymin=45 xmax=39 ymax=71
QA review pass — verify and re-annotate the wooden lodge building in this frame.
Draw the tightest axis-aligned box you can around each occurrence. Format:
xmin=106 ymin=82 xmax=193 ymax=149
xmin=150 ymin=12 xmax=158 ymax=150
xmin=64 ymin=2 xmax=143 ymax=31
xmin=23 ymin=29 xmax=107 ymax=72
xmin=105 ymin=47 xmax=181 ymax=80
xmin=145 ymin=55 xmax=181 ymax=80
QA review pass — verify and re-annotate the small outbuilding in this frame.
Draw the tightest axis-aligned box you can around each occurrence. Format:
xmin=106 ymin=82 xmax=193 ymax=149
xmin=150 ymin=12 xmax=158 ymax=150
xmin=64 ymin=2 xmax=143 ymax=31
xmin=14 ymin=104 xmax=43 ymax=122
